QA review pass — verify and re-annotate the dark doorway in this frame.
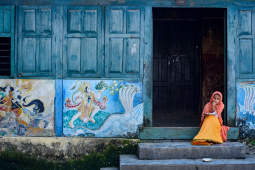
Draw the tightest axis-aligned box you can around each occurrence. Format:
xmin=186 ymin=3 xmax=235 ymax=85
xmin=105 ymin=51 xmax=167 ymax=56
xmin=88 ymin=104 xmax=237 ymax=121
xmin=152 ymin=8 xmax=225 ymax=127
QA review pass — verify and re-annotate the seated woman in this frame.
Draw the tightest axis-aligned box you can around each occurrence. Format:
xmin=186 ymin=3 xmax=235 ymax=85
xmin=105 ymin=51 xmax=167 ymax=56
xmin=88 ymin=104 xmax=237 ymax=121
xmin=191 ymin=91 xmax=230 ymax=146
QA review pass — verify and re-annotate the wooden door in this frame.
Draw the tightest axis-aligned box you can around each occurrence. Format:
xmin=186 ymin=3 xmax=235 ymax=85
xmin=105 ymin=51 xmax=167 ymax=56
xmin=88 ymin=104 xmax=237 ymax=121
xmin=63 ymin=6 xmax=102 ymax=78
xmin=169 ymin=23 xmax=195 ymax=115
xmin=153 ymin=21 xmax=199 ymax=127
xmin=18 ymin=6 xmax=56 ymax=77
xmin=153 ymin=23 xmax=171 ymax=114
xmin=105 ymin=6 xmax=144 ymax=78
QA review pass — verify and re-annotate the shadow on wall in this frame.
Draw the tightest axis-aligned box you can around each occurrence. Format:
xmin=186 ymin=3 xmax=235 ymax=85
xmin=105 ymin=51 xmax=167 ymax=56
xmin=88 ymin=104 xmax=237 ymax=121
xmin=201 ymin=11 xmax=224 ymax=108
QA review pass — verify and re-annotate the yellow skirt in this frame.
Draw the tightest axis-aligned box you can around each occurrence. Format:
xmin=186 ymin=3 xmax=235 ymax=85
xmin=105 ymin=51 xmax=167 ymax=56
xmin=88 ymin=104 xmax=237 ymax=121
xmin=191 ymin=115 xmax=223 ymax=146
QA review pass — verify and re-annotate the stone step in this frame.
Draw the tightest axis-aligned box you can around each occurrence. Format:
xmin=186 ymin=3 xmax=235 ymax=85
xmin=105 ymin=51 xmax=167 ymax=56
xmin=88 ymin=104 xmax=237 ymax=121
xmin=120 ymin=154 xmax=255 ymax=170
xmin=138 ymin=142 xmax=245 ymax=159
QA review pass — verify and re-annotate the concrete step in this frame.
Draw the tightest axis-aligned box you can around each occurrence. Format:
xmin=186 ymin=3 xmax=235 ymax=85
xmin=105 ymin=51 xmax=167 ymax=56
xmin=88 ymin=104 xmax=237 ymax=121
xmin=100 ymin=168 xmax=118 ymax=170
xmin=138 ymin=142 xmax=245 ymax=159
xmin=120 ymin=154 xmax=255 ymax=170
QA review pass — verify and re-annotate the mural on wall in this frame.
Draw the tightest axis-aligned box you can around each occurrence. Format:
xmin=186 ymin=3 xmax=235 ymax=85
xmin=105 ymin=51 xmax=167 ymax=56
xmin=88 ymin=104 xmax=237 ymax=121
xmin=236 ymin=82 xmax=255 ymax=138
xmin=0 ymin=79 xmax=55 ymax=136
xmin=63 ymin=80 xmax=143 ymax=137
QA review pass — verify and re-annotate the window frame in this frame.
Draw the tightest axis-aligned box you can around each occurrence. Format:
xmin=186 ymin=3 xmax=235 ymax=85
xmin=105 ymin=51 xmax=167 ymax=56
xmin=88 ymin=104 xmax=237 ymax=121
xmin=0 ymin=5 xmax=15 ymax=78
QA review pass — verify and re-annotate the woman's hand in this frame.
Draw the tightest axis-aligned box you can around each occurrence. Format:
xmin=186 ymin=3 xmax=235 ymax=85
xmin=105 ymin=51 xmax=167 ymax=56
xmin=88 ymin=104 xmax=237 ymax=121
xmin=212 ymin=101 xmax=216 ymax=111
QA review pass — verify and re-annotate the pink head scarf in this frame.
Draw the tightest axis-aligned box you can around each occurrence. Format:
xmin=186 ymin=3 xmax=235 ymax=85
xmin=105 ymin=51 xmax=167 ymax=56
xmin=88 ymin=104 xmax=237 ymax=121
xmin=200 ymin=91 xmax=230 ymax=142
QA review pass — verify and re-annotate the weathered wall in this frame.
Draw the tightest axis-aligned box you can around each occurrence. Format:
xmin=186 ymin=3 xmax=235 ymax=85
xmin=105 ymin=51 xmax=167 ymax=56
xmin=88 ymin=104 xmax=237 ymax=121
xmin=236 ymin=82 xmax=255 ymax=138
xmin=0 ymin=137 xmax=139 ymax=161
xmin=0 ymin=79 xmax=55 ymax=136
xmin=0 ymin=2 xmax=254 ymax=141
xmin=63 ymin=80 xmax=143 ymax=138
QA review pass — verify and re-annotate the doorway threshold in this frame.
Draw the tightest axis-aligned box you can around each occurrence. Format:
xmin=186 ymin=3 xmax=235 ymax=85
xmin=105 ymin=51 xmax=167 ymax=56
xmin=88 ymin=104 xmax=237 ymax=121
xmin=139 ymin=127 xmax=239 ymax=140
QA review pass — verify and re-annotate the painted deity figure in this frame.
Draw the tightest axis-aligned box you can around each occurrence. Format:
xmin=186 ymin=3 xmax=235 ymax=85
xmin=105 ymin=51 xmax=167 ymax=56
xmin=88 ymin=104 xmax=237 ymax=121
xmin=67 ymin=81 xmax=107 ymax=128
xmin=0 ymin=81 xmax=53 ymax=136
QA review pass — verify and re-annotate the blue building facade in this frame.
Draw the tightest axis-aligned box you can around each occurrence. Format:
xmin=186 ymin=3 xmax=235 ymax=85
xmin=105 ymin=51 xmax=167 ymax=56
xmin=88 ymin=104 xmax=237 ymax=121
xmin=0 ymin=0 xmax=254 ymax=139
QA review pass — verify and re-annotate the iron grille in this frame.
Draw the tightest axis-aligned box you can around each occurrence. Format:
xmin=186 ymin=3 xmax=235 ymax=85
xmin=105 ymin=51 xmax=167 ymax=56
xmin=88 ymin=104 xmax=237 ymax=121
xmin=0 ymin=37 xmax=11 ymax=76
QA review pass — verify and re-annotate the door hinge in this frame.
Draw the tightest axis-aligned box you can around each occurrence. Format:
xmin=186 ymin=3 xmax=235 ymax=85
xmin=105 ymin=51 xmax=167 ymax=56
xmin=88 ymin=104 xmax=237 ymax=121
xmin=143 ymin=61 xmax=146 ymax=74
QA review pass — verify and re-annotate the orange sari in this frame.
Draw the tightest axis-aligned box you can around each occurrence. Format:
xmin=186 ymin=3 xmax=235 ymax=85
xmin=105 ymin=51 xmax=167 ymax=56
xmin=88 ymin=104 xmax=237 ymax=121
xmin=191 ymin=91 xmax=230 ymax=145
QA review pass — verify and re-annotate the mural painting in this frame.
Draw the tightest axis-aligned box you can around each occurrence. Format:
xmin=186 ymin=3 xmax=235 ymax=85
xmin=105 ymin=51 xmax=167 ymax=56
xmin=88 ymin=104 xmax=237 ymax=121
xmin=236 ymin=82 xmax=255 ymax=138
xmin=0 ymin=79 xmax=55 ymax=136
xmin=63 ymin=80 xmax=143 ymax=137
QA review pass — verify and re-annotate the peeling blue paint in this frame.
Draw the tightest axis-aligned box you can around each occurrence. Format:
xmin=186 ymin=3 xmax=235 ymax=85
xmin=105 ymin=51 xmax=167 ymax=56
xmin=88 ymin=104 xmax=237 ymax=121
xmin=236 ymin=82 xmax=255 ymax=138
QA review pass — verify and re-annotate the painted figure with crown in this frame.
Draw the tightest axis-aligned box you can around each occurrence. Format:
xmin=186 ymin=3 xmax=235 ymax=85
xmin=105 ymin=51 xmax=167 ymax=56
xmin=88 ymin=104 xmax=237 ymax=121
xmin=66 ymin=81 xmax=108 ymax=128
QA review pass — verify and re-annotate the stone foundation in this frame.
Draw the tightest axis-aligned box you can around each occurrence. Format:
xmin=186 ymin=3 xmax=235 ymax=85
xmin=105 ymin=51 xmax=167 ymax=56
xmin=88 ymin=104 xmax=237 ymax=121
xmin=0 ymin=137 xmax=140 ymax=161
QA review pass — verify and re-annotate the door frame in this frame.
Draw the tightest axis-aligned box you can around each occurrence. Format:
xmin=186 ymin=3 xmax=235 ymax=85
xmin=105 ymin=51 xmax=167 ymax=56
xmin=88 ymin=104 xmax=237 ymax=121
xmin=141 ymin=6 xmax=239 ymax=139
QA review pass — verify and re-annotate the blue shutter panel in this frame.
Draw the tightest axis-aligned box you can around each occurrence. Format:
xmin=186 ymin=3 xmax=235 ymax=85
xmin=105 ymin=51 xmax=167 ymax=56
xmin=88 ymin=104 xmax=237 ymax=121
xmin=0 ymin=6 xmax=15 ymax=77
xmin=105 ymin=6 xmax=144 ymax=78
xmin=0 ymin=6 xmax=13 ymax=34
xmin=63 ymin=6 xmax=102 ymax=78
xmin=235 ymin=8 xmax=255 ymax=78
xmin=18 ymin=6 xmax=56 ymax=77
